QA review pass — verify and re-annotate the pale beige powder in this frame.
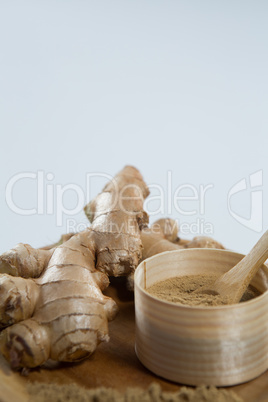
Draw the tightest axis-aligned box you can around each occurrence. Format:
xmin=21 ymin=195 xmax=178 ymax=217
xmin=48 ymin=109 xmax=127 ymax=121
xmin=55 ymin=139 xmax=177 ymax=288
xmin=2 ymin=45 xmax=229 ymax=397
xmin=147 ymin=275 xmax=261 ymax=306
xmin=28 ymin=382 xmax=243 ymax=402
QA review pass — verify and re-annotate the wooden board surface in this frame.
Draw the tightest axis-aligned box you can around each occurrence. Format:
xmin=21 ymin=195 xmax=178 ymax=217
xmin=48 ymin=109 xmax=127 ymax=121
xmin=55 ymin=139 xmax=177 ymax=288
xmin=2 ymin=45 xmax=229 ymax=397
xmin=0 ymin=277 xmax=268 ymax=402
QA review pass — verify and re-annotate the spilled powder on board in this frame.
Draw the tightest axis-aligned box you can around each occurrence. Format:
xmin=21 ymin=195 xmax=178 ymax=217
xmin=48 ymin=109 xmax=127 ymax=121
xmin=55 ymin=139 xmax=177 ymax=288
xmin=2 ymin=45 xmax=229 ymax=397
xmin=28 ymin=382 xmax=243 ymax=402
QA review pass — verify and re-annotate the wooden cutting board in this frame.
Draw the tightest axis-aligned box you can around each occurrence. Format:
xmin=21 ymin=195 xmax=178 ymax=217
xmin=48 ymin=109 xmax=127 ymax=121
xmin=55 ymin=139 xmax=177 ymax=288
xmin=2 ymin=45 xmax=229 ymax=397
xmin=0 ymin=277 xmax=268 ymax=402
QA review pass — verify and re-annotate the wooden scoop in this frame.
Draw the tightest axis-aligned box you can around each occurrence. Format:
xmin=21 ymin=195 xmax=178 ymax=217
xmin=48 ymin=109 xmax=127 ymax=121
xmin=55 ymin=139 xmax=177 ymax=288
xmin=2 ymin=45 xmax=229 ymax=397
xmin=195 ymin=230 xmax=268 ymax=304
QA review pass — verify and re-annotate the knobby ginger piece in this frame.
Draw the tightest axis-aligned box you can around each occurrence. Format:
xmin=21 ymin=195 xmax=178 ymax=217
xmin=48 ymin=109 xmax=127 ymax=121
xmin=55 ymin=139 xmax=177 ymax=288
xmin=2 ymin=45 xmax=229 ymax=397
xmin=0 ymin=166 xmax=149 ymax=368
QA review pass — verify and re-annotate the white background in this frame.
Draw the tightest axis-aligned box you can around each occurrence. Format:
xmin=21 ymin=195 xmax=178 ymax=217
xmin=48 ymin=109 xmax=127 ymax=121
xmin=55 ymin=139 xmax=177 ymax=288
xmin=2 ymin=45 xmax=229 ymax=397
xmin=0 ymin=1 xmax=267 ymax=255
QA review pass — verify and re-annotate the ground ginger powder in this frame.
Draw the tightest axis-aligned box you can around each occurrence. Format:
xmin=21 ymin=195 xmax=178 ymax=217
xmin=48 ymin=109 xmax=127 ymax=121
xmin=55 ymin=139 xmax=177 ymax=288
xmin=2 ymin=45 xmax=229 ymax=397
xmin=147 ymin=274 xmax=260 ymax=306
xmin=28 ymin=382 xmax=243 ymax=402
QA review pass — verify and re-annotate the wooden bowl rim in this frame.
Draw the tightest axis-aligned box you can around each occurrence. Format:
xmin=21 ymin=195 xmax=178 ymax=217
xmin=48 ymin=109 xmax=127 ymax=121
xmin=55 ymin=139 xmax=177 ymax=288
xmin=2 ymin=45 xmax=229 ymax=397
xmin=134 ymin=248 xmax=268 ymax=311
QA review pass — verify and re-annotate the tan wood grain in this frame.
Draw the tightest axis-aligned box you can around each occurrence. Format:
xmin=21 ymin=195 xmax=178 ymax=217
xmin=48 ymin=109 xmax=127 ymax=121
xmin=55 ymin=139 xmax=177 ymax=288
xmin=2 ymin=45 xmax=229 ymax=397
xmin=0 ymin=277 xmax=268 ymax=402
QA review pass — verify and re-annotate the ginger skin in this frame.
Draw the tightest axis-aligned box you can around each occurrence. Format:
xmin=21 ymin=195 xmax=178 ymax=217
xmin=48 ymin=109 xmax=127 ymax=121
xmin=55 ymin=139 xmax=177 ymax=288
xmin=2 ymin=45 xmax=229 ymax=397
xmin=141 ymin=218 xmax=224 ymax=260
xmin=0 ymin=166 xmax=149 ymax=369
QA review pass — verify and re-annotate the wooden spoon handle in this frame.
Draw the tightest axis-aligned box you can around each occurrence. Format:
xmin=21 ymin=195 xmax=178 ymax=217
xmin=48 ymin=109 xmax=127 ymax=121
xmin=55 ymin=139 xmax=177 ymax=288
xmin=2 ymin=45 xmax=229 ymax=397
xmin=221 ymin=230 xmax=268 ymax=302
xmin=232 ymin=230 xmax=268 ymax=278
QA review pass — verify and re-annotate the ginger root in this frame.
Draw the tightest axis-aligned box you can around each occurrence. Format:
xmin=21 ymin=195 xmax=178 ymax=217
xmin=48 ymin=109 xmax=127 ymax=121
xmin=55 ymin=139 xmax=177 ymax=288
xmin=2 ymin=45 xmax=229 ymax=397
xmin=0 ymin=166 xmax=149 ymax=369
xmin=141 ymin=218 xmax=224 ymax=260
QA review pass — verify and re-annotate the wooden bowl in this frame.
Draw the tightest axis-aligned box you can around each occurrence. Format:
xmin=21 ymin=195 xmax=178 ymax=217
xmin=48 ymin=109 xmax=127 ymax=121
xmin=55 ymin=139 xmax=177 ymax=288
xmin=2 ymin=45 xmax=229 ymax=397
xmin=134 ymin=249 xmax=268 ymax=386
